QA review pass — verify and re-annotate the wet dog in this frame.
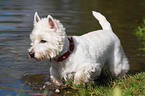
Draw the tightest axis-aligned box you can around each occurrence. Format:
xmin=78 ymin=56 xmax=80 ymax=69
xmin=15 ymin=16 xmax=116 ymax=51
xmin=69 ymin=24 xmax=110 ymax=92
xmin=28 ymin=11 xmax=129 ymax=85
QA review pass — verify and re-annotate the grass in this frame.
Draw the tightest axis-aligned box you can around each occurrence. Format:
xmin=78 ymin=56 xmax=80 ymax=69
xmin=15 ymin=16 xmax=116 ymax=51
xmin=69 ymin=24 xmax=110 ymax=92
xmin=63 ymin=72 xmax=145 ymax=96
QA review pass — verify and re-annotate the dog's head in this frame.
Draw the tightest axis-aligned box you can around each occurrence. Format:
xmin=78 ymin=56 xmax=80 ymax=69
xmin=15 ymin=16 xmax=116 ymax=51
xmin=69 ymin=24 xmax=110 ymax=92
xmin=28 ymin=12 xmax=66 ymax=61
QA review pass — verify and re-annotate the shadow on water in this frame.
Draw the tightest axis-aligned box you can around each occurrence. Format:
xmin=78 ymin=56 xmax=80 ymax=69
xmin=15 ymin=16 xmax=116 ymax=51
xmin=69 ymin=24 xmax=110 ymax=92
xmin=0 ymin=0 xmax=145 ymax=95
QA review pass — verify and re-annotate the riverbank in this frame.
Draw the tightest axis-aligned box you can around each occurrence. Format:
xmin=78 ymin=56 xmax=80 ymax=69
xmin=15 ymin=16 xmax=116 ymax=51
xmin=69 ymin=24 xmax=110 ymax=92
xmin=63 ymin=72 xmax=145 ymax=96
xmin=15 ymin=72 xmax=145 ymax=96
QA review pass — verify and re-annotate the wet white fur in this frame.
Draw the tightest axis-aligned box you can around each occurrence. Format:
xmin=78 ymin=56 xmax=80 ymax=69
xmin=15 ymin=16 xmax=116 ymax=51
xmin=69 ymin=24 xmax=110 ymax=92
xmin=28 ymin=11 xmax=129 ymax=85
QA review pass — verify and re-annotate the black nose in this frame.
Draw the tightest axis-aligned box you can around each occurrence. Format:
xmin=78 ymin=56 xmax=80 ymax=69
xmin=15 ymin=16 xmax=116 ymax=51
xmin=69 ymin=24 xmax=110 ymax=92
xmin=29 ymin=52 xmax=35 ymax=58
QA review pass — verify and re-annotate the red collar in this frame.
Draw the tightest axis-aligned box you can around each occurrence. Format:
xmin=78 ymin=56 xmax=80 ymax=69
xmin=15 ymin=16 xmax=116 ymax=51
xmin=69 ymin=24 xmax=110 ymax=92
xmin=56 ymin=37 xmax=74 ymax=62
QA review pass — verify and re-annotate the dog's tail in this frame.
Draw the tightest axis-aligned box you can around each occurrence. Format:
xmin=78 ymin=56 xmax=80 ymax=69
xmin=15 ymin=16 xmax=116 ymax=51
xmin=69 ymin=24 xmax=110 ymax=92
xmin=92 ymin=11 xmax=112 ymax=30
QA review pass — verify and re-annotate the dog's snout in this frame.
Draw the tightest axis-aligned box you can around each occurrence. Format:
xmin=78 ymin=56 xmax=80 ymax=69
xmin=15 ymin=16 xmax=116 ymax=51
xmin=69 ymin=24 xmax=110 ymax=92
xmin=29 ymin=52 xmax=35 ymax=58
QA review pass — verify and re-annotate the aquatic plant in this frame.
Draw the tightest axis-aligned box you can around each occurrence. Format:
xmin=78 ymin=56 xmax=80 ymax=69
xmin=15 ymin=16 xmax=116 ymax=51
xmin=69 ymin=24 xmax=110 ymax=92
xmin=135 ymin=18 xmax=145 ymax=52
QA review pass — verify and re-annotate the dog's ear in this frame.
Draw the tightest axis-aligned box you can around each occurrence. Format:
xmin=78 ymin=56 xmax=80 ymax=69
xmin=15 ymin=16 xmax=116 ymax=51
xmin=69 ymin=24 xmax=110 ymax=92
xmin=47 ymin=15 xmax=56 ymax=29
xmin=34 ymin=12 xmax=40 ymax=23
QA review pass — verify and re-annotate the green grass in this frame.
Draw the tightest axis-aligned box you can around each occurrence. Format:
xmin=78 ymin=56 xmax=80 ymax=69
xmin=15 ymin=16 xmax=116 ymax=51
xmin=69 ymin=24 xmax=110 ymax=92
xmin=63 ymin=72 xmax=145 ymax=96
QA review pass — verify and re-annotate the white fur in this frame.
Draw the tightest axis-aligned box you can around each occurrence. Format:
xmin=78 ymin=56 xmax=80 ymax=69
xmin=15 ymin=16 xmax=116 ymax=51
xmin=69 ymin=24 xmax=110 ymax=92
xmin=28 ymin=11 xmax=129 ymax=85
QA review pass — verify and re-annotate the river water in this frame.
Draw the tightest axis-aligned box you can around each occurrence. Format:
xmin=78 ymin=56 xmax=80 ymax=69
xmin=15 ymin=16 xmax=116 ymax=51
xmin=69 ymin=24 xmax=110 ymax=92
xmin=0 ymin=0 xmax=145 ymax=95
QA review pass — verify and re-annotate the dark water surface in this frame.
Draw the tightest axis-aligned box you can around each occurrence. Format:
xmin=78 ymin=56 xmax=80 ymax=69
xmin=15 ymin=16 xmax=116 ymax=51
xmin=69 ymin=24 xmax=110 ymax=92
xmin=0 ymin=0 xmax=145 ymax=95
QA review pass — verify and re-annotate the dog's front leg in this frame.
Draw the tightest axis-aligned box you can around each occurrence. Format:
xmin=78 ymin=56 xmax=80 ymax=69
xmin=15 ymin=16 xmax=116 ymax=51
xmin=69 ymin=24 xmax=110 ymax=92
xmin=74 ymin=69 xmax=91 ymax=85
xmin=50 ymin=75 xmax=63 ymax=86
xmin=49 ymin=66 xmax=63 ymax=86
xmin=73 ymin=64 xmax=102 ymax=85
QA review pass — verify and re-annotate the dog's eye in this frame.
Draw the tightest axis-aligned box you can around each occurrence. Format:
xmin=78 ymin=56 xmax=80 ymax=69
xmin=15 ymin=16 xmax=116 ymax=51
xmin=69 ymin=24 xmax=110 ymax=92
xmin=40 ymin=40 xmax=47 ymax=43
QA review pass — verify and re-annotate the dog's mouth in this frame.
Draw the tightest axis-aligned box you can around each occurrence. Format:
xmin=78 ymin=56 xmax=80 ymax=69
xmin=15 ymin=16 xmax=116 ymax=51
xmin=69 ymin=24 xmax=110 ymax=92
xmin=31 ymin=56 xmax=41 ymax=61
xmin=28 ymin=51 xmax=51 ymax=61
xmin=28 ymin=54 xmax=47 ymax=61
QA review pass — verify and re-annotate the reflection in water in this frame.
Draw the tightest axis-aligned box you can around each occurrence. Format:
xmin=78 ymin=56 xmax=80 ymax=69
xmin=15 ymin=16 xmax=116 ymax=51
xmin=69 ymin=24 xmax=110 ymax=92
xmin=0 ymin=0 xmax=145 ymax=95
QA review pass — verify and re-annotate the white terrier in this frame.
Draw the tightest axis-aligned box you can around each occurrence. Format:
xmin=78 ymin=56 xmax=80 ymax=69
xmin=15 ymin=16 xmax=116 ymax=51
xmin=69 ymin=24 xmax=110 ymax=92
xmin=28 ymin=11 xmax=129 ymax=86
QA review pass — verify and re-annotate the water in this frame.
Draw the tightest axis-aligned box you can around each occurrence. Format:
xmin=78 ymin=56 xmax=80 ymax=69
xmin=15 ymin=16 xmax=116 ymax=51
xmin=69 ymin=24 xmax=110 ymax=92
xmin=0 ymin=0 xmax=145 ymax=95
